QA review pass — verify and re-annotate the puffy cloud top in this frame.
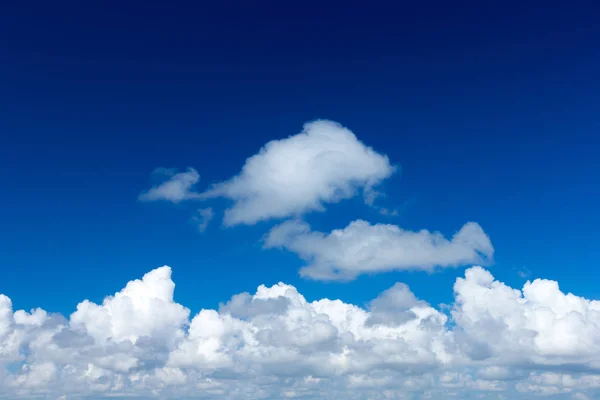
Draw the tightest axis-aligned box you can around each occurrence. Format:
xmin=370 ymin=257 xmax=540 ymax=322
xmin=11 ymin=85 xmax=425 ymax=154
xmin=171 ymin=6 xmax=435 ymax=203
xmin=1 ymin=265 xmax=599 ymax=399
xmin=70 ymin=266 xmax=190 ymax=345
xmin=202 ymin=120 xmax=395 ymax=225
xmin=453 ymin=266 xmax=600 ymax=365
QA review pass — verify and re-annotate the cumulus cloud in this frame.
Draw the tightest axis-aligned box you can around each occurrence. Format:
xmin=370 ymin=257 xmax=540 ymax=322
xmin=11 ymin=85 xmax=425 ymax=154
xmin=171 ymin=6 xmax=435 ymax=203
xmin=70 ymin=266 xmax=189 ymax=346
xmin=265 ymin=219 xmax=494 ymax=280
xmin=201 ymin=120 xmax=396 ymax=226
xmin=366 ymin=282 xmax=429 ymax=326
xmin=452 ymin=266 xmax=600 ymax=367
xmin=139 ymin=168 xmax=202 ymax=203
xmin=0 ymin=265 xmax=599 ymax=399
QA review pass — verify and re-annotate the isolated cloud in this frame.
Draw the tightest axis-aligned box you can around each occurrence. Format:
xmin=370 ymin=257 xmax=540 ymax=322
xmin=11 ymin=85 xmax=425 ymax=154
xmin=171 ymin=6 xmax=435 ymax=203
xmin=201 ymin=120 xmax=395 ymax=225
xmin=139 ymin=168 xmax=202 ymax=203
xmin=265 ymin=219 xmax=494 ymax=280
xmin=192 ymin=208 xmax=214 ymax=232
xmin=1 ymin=265 xmax=599 ymax=399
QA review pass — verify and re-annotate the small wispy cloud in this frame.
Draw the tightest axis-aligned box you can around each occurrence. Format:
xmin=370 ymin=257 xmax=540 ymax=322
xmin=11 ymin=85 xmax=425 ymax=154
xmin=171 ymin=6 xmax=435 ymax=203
xmin=139 ymin=167 xmax=202 ymax=203
xmin=193 ymin=208 xmax=214 ymax=232
xmin=516 ymin=266 xmax=532 ymax=279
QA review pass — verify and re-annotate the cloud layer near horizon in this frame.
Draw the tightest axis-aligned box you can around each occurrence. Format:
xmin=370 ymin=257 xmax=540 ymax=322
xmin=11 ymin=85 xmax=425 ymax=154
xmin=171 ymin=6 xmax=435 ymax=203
xmin=1 ymin=265 xmax=599 ymax=399
xmin=265 ymin=220 xmax=494 ymax=280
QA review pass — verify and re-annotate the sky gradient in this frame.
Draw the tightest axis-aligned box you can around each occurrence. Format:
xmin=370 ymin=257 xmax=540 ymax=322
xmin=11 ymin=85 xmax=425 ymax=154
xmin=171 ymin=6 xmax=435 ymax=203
xmin=1 ymin=2 xmax=600 ymax=399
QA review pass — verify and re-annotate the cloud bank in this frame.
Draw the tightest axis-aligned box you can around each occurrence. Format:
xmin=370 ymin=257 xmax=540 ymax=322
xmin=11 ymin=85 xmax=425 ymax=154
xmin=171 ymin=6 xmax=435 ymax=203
xmin=1 ymin=265 xmax=598 ymax=399
xmin=265 ymin=219 xmax=494 ymax=280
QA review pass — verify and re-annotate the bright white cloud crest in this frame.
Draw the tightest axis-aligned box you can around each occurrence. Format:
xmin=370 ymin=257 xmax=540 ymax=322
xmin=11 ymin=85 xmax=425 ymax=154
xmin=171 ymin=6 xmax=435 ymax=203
xmin=200 ymin=119 xmax=395 ymax=225
xmin=1 ymin=265 xmax=599 ymax=399
xmin=265 ymin=219 xmax=494 ymax=280
xmin=138 ymin=120 xmax=395 ymax=225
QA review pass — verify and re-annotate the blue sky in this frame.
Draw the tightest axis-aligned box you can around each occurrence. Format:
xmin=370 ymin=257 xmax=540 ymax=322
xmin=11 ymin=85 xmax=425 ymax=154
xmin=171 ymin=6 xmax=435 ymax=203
xmin=1 ymin=2 xmax=600 ymax=399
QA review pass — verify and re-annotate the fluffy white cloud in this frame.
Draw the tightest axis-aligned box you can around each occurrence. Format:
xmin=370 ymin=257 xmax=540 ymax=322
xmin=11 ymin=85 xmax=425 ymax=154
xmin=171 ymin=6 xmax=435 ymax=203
xmin=452 ymin=266 xmax=600 ymax=367
xmin=0 ymin=265 xmax=598 ymax=399
xmin=70 ymin=266 xmax=189 ymax=346
xmin=201 ymin=120 xmax=396 ymax=225
xmin=265 ymin=219 xmax=494 ymax=280
xmin=139 ymin=168 xmax=202 ymax=203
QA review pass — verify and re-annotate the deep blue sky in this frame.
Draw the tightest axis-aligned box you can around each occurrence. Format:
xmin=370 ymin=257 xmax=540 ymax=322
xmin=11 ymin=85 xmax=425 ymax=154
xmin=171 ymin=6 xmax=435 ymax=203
xmin=1 ymin=1 xmax=599 ymax=316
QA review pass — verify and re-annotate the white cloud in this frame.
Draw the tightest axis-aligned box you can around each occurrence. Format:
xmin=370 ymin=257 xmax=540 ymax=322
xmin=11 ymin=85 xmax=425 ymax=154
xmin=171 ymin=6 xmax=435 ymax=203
xmin=452 ymin=266 xmax=600 ymax=366
xmin=265 ymin=219 xmax=494 ymax=280
xmin=201 ymin=120 xmax=396 ymax=226
xmin=193 ymin=207 xmax=214 ymax=232
xmin=573 ymin=393 xmax=592 ymax=400
xmin=69 ymin=266 xmax=189 ymax=347
xmin=1 ymin=265 xmax=599 ymax=399
xmin=139 ymin=168 xmax=202 ymax=203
